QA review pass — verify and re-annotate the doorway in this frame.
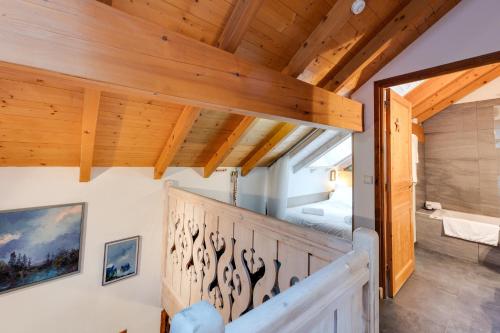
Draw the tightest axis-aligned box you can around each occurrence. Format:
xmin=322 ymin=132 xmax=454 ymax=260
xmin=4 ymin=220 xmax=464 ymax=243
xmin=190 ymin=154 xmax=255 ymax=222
xmin=374 ymin=51 xmax=500 ymax=298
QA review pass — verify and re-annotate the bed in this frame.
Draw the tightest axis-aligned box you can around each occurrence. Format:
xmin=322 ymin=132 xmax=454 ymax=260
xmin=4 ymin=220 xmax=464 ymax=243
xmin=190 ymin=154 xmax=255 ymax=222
xmin=285 ymin=188 xmax=353 ymax=240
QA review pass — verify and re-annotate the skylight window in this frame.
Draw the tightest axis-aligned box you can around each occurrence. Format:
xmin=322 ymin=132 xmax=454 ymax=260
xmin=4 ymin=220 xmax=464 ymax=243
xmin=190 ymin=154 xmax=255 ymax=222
xmin=310 ymin=136 xmax=352 ymax=168
xmin=390 ymin=80 xmax=425 ymax=96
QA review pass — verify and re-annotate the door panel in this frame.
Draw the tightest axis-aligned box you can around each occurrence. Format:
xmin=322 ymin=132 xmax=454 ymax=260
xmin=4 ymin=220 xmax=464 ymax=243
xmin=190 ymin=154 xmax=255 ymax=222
xmin=386 ymin=89 xmax=414 ymax=296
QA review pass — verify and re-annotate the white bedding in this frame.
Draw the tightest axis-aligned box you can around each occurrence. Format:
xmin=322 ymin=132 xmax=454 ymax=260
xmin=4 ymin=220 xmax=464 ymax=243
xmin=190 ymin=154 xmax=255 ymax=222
xmin=285 ymin=189 xmax=352 ymax=240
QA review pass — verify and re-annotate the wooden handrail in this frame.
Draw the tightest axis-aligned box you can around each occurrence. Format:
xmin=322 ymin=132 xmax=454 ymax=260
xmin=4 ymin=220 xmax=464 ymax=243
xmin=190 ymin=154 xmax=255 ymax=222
xmin=161 ymin=184 xmax=353 ymax=324
xmin=170 ymin=228 xmax=379 ymax=333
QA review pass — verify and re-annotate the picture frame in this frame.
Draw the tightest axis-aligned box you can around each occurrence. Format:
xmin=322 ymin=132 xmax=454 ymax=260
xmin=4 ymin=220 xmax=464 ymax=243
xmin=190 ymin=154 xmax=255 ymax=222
xmin=102 ymin=236 xmax=140 ymax=286
xmin=0 ymin=202 xmax=86 ymax=295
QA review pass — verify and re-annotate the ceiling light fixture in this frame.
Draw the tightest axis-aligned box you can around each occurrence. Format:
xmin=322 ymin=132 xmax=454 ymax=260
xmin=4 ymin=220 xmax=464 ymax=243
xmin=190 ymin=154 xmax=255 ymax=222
xmin=351 ymin=0 xmax=366 ymax=15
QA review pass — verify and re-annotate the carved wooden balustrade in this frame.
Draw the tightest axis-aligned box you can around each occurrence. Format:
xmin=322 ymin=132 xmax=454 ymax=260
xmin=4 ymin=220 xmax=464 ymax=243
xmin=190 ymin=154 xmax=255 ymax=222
xmin=161 ymin=185 xmax=353 ymax=324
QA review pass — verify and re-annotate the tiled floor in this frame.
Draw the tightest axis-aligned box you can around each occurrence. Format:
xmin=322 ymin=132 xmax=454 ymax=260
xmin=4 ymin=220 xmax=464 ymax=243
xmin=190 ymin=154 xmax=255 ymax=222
xmin=380 ymin=246 xmax=500 ymax=333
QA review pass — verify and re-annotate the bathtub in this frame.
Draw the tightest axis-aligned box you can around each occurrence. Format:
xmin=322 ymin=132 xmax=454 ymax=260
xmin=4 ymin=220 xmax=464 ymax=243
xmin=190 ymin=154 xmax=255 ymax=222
xmin=416 ymin=209 xmax=500 ymax=267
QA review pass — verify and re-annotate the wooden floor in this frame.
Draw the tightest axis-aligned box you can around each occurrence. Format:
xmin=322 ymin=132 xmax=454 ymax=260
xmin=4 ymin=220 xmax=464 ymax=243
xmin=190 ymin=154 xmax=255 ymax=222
xmin=380 ymin=246 xmax=500 ymax=333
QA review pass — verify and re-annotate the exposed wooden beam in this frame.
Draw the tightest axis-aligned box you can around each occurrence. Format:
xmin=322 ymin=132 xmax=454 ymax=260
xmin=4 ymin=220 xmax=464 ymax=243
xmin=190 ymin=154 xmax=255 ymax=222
xmin=321 ymin=0 xmax=460 ymax=95
xmin=202 ymin=0 xmax=264 ymax=178
xmin=282 ymin=0 xmax=354 ymax=78
xmin=414 ymin=64 xmax=500 ymax=122
xmin=405 ymin=71 xmax=464 ymax=107
xmin=216 ymin=0 xmax=264 ymax=53
xmin=154 ymin=106 xmax=201 ymax=179
xmin=412 ymin=123 xmax=425 ymax=143
xmin=79 ymin=88 xmax=101 ymax=182
xmin=287 ymin=129 xmax=326 ymax=159
xmin=292 ymin=132 xmax=350 ymax=173
xmin=0 ymin=0 xmax=362 ymax=130
xmin=241 ymin=123 xmax=297 ymax=176
xmin=209 ymin=0 xmax=355 ymax=176
xmin=204 ymin=116 xmax=256 ymax=178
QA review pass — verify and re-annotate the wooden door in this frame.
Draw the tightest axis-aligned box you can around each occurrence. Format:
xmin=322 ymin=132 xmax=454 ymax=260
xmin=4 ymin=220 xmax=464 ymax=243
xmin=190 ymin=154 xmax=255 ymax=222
xmin=386 ymin=89 xmax=415 ymax=296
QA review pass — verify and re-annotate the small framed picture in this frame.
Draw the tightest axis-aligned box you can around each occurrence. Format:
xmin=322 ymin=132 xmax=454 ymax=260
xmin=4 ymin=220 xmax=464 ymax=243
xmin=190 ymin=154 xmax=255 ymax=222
xmin=102 ymin=236 xmax=140 ymax=286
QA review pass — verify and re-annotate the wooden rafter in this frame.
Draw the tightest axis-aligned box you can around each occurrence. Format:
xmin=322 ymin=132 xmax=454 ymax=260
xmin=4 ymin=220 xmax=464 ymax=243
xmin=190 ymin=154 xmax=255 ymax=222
xmin=241 ymin=123 xmax=297 ymax=177
xmin=292 ymin=131 xmax=350 ymax=173
xmin=282 ymin=0 xmax=354 ymax=79
xmin=216 ymin=0 xmax=264 ymax=53
xmin=0 ymin=0 xmax=362 ymax=130
xmin=154 ymin=106 xmax=201 ymax=179
xmin=202 ymin=0 xmax=264 ymax=178
xmin=404 ymin=71 xmax=463 ymax=107
xmin=219 ymin=0 xmax=355 ymax=176
xmin=321 ymin=0 xmax=460 ymax=95
xmin=79 ymin=88 xmax=101 ymax=182
xmin=204 ymin=116 xmax=256 ymax=178
xmin=409 ymin=64 xmax=500 ymax=122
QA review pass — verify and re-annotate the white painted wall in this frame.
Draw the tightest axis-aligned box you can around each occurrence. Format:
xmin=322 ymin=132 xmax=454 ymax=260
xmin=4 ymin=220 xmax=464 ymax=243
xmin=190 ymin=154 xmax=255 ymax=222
xmin=287 ymin=130 xmax=340 ymax=198
xmin=237 ymin=167 xmax=268 ymax=214
xmin=288 ymin=168 xmax=332 ymax=197
xmin=0 ymin=166 xmax=268 ymax=333
xmin=0 ymin=167 xmax=163 ymax=333
xmin=165 ymin=167 xmax=268 ymax=214
xmin=351 ymin=0 xmax=500 ymax=229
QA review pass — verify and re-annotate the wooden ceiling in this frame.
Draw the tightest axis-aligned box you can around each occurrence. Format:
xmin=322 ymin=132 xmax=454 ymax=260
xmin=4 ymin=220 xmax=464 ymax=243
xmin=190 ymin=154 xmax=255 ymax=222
xmin=407 ymin=63 xmax=500 ymax=123
xmin=0 ymin=0 xmax=459 ymax=181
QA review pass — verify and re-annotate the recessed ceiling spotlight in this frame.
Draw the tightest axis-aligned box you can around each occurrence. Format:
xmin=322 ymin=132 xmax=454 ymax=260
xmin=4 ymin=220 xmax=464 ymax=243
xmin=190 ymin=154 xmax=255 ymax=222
xmin=351 ymin=0 xmax=366 ymax=15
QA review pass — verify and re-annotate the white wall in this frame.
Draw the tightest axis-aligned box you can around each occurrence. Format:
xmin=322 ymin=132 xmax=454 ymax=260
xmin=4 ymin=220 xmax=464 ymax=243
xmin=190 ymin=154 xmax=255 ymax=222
xmin=0 ymin=167 xmax=163 ymax=333
xmin=0 ymin=166 xmax=268 ymax=333
xmin=351 ymin=0 xmax=500 ymax=229
xmin=288 ymin=168 xmax=332 ymax=197
xmin=165 ymin=167 xmax=268 ymax=214
xmin=237 ymin=168 xmax=268 ymax=214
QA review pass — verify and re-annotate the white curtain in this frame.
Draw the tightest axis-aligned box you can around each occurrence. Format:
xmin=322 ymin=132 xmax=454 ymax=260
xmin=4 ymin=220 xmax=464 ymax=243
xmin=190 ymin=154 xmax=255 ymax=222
xmin=266 ymin=156 xmax=290 ymax=220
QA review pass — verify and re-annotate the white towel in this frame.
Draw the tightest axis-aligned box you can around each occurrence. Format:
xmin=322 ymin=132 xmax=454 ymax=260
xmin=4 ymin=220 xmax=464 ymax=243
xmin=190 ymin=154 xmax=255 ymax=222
xmin=302 ymin=207 xmax=324 ymax=216
xmin=411 ymin=134 xmax=419 ymax=183
xmin=443 ymin=214 xmax=500 ymax=246
xmin=426 ymin=201 xmax=442 ymax=210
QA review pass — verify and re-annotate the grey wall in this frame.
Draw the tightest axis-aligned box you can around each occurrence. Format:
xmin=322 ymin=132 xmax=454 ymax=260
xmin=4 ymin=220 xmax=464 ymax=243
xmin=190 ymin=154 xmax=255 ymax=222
xmin=423 ymin=98 xmax=500 ymax=217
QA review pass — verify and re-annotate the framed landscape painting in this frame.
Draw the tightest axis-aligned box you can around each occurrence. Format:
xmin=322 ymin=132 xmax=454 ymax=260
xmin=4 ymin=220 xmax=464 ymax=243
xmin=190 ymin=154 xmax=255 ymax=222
xmin=102 ymin=236 xmax=140 ymax=285
xmin=0 ymin=203 xmax=85 ymax=295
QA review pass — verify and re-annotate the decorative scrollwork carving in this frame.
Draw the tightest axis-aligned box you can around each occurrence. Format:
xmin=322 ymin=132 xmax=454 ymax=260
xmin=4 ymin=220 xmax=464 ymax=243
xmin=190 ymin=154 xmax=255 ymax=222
xmin=216 ymin=220 xmax=234 ymax=323
xmin=231 ymin=225 xmax=253 ymax=320
xmin=202 ymin=214 xmax=218 ymax=304
xmin=252 ymin=232 xmax=278 ymax=308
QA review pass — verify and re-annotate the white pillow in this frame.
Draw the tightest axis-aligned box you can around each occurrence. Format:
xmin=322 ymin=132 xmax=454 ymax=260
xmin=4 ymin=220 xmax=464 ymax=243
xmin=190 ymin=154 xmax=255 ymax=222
xmin=302 ymin=207 xmax=324 ymax=216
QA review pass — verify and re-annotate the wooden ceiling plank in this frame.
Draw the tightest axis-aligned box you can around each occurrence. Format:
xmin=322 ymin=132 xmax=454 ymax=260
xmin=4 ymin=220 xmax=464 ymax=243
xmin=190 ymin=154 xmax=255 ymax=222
xmin=154 ymin=106 xmax=201 ymax=179
xmin=0 ymin=0 xmax=362 ymax=131
xmin=216 ymin=0 xmax=265 ymax=53
xmin=241 ymin=123 xmax=297 ymax=176
xmin=405 ymin=71 xmax=465 ymax=107
xmin=321 ymin=0 xmax=460 ymax=95
xmin=204 ymin=116 xmax=256 ymax=178
xmin=282 ymin=0 xmax=354 ymax=79
xmin=214 ymin=0 xmax=357 ymax=175
xmin=79 ymin=88 xmax=101 ymax=182
xmin=417 ymin=64 xmax=500 ymax=122
xmin=412 ymin=64 xmax=499 ymax=118
xmin=292 ymin=131 xmax=350 ymax=173
xmin=201 ymin=0 xmax=264 ymax=178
